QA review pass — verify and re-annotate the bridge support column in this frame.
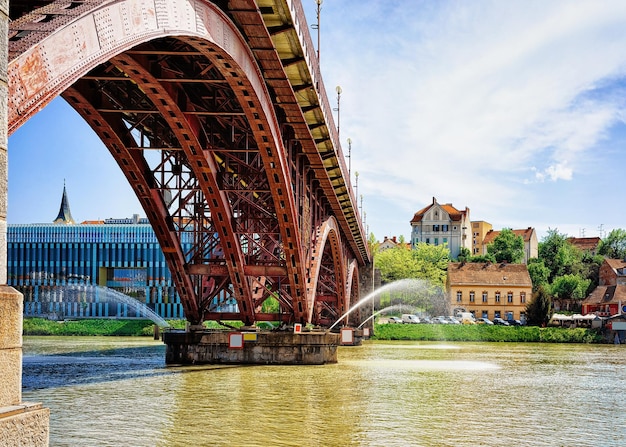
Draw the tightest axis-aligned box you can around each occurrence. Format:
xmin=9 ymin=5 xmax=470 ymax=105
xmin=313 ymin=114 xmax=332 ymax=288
xmin=0 ymin=287 xmax=49 ymax=446
xmin=0 ymin=1 xmax=49 ymax=444
xmin=164 ymin=330 xmax=340 ymax=365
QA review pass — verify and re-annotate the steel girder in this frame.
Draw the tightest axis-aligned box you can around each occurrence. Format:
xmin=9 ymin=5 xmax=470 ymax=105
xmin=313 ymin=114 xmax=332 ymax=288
xmin=8 ymin=0 xmax=369 ymax=327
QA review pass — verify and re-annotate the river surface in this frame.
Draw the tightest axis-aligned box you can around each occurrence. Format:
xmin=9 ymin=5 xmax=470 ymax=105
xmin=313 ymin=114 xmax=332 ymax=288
xmin=22 ymin=336 xmax=626 ymax=447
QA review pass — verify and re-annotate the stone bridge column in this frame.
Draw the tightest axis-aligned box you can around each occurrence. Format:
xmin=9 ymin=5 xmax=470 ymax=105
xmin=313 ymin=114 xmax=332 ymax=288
xmin=0 ymin=1 xmax=50 ymax=444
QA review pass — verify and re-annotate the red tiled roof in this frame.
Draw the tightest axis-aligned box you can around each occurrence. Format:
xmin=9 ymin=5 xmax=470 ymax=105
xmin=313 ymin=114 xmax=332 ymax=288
xmin=582 ymin=285 xmax=626 ymax=306
xmin=447 ymin=262 xmax=531 ymax=287
xmin=604 ymin=258 xmax=626 ymax=271
xmin=567 ymin=237 xmax=601 ymax=252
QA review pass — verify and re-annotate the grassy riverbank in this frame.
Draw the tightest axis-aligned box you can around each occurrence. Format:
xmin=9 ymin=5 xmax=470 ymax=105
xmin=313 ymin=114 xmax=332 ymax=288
xmin=22 ymin=318 xmax=187 ymax=336
xmin=372 ymin=323 xmax=604 ymax=343
xmin=22 ymin=318 xmax=605 ymax=343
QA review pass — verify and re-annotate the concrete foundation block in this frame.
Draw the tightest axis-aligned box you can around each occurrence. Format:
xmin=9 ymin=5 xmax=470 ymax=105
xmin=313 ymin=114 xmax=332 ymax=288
xmin=0 ymin=348 xmax=21 ymax=406
xmin=0 ymin=403 xmax=49 ymax=447
xmin=0 ymin=286 xmax=23 ymax=349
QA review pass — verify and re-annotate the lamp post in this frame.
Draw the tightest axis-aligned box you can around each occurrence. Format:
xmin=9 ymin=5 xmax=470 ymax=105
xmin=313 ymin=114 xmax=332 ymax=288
xmin=354 ymin=171 xmax=359 ymax=200
xmin=334 ymin=85 xmax=342 ymax=138
xmin=312 ymin=0 xmax=323 ymax=62
xmin=346 ymin=138 xmax=352 ymax=177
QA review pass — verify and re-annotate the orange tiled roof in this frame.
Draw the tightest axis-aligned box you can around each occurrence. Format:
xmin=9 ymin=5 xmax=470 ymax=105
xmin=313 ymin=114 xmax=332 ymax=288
xmin=447 ymin=262 xmax=531 ymax=287
xmin=410 ymin=198 xmax=466 ymax=223
xmin=482 ymin=228 xmax=534 ymax=244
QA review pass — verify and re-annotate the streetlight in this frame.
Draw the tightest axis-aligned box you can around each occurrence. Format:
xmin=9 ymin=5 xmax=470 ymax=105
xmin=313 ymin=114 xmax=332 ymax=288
xmin=346 ymin=138 xmax=352 ymax=177
xmin=354 ymin=171 xmax=359 ymax=200
xmin=312 ymin=0 xmax=323 ymax=62
xmin=334 ymin=85 xmax=342 ymax=138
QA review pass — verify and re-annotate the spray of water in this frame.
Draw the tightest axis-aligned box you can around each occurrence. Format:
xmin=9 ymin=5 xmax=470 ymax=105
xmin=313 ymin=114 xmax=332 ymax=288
xmin=357 ymin=304 xmax=422 ymax=329
xmin=329 ymin=278 xmax=438 ymax=331
xmin=55 ymin=284 xmax=170 ymax=327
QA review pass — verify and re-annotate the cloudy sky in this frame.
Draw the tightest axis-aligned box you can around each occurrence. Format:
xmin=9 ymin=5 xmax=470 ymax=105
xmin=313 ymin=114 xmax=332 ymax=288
xmin=9 ymin=0 xmax=626 ymax=243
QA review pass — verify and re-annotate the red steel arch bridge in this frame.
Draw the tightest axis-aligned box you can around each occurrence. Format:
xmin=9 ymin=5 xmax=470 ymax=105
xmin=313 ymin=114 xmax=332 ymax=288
xmin=8 ymin=0 xmax=371 ymax=328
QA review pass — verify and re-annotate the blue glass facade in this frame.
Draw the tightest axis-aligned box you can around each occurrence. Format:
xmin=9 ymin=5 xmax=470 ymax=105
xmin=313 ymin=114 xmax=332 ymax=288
xmin=8 ymin=223 xmax=190 ymax=319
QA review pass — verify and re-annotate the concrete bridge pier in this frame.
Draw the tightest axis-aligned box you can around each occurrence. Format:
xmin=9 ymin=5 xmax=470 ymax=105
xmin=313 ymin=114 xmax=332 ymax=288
xmin=0 ymin=2 xmax=49 ymax=444
xmin=164 ymin=329 xmax=340 ymax=365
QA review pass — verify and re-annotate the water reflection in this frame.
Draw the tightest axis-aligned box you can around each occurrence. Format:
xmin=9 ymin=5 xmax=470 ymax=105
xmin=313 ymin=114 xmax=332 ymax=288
xmin=22 ymin=337 xmax=626 ymax=447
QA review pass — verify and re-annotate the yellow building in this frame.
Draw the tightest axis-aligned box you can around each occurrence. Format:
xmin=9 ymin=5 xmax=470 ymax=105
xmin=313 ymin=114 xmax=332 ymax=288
xmin=447 ymin=262 xmax=532 ymax=321
xmin=470 ymin=221 xmax=492 ymax=255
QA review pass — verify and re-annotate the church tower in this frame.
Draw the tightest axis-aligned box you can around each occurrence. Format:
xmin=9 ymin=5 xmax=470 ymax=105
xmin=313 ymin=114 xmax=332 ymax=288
xmin=53 ymin=182 xmax=75 ymax=224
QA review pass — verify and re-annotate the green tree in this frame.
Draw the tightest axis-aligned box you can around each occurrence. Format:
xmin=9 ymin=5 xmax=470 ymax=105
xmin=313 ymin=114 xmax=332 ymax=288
xmin=375 ymin=245 xmax=416 ymax=283
xmin=411 ymin=242 xmax=450 ymax=287
xmin=525 ymin=286 xmax=552 ymax=326
xmin=457 ymin=247 xmax=471 ymax=262
xmin=598 ymin=228 xmax=626 ymax=259
xmin=538 ymin=228 xmax=582 ymax=281
xmin=486 ymin=228 xmax=524 ymax=263
xmin=468 ymin=253 xmax=496 ymax=263
xmin=550 ymin=274 xmax=591 ymax=312
xmin=527 ymin=258 xmax=550 ymax=291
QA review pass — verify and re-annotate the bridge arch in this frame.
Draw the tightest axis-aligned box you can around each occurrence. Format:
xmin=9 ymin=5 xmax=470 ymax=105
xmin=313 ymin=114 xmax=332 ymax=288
xmin=9 ymin=0 xmax=310 ymax=325
xmin=307 ymin=216 xmax=354 ymax=326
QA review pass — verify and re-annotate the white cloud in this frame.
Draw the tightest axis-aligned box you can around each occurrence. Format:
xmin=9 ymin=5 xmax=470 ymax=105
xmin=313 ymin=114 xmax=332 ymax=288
xmin=315 ymin=0 xmax=626 ymax=239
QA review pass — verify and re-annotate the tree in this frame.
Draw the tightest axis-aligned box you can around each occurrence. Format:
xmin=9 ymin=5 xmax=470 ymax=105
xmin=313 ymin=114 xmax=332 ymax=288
xmin=525 ymin=286 xmax=552 ymax=326
xmin=598 ymin=228 xmax=626 ymax=259
xmin=550 ymin=274 xmax=591 ymax=312
xmin=373 ymin=243 xmax=450 ymax=314
xmin=375 ymin=246 xmax=418 ymax=283
xmin=538 ymin=228 xmax=582 ymax=281
xmin=486 ymin=228 xmax=524 ymax=263
xmin=457 ymin=247 xmax=471 ymax=262
xmin=527 ymin=258 xmax=550 ymax=291
xmin=468 ymin=253 xmax=496 ymax=263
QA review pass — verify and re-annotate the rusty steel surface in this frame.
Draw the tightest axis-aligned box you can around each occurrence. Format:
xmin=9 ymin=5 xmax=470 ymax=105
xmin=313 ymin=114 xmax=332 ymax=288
xmin=8 ymin=0 xmax=371 ymax=327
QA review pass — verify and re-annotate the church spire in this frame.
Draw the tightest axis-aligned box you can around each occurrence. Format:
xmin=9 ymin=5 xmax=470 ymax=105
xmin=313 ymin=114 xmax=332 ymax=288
xmin=53 ymin=181 xmax=75 ymax=224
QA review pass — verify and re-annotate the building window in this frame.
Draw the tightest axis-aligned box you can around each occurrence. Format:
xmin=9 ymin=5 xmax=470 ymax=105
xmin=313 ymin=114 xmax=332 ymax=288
xmin=433 ymin=225 xmax=440 ymax=232
xmin=520 ymin=292 xmax=526 ymax=304
xmin=442 ymin=225 xmax=449 ymax=232
xmin=456 ymin=291 xmax=462 ymax=303
xmin=443 ymin=238 xmax=447 ymax=244
xmin=507 ymin=292 xmax=513 ymax=303
xmin=495 ymin=311 xmax=501 ymax=318
xmin=434 ymin=238 xmax=439 ymax=246
xmin=495 ymin=292 xmax=501 ymax=303
xmin=482 ymin=310 xmax=489 ymax=318
xmin=426 ymin=238 xmax=430 ymax=244
xmin=482 ymin=291 xmax=488 ymax=303
xmin=469 ymin=291 xmax=475 ymax=303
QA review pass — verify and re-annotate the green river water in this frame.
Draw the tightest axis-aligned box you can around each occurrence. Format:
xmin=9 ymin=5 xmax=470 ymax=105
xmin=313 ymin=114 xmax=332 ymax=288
xmin=22 ymin=336 xmax=626 ymax=447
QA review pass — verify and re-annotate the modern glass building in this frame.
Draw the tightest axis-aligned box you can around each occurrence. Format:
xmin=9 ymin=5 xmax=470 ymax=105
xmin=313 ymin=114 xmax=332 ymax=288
xmin=7 ymin=186 xmax=236 ymax=320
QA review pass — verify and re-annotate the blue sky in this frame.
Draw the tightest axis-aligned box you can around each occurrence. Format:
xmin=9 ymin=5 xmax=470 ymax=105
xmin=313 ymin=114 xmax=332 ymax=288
xmin=9 ymin=0 xmax=626 ymax=243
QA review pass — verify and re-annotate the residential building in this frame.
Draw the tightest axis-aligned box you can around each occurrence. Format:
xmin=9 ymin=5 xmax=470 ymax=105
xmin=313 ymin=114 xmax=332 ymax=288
xmin=379 ymin=236 xmax=402 ymax=251
xmin=410 ymin=197 xmax=470 ymax=258
xmin=480 ymin=227 xmax=538 ymax=264
xmin=582 ymin=258 xmax=626 ymax=317
xmin=470 ymin=221 xmax=492 ymax=255
xmin=567 ymin=237 xmax=601 ymax=256
xmin=446 ymin=262 xmax=532 ymax=321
